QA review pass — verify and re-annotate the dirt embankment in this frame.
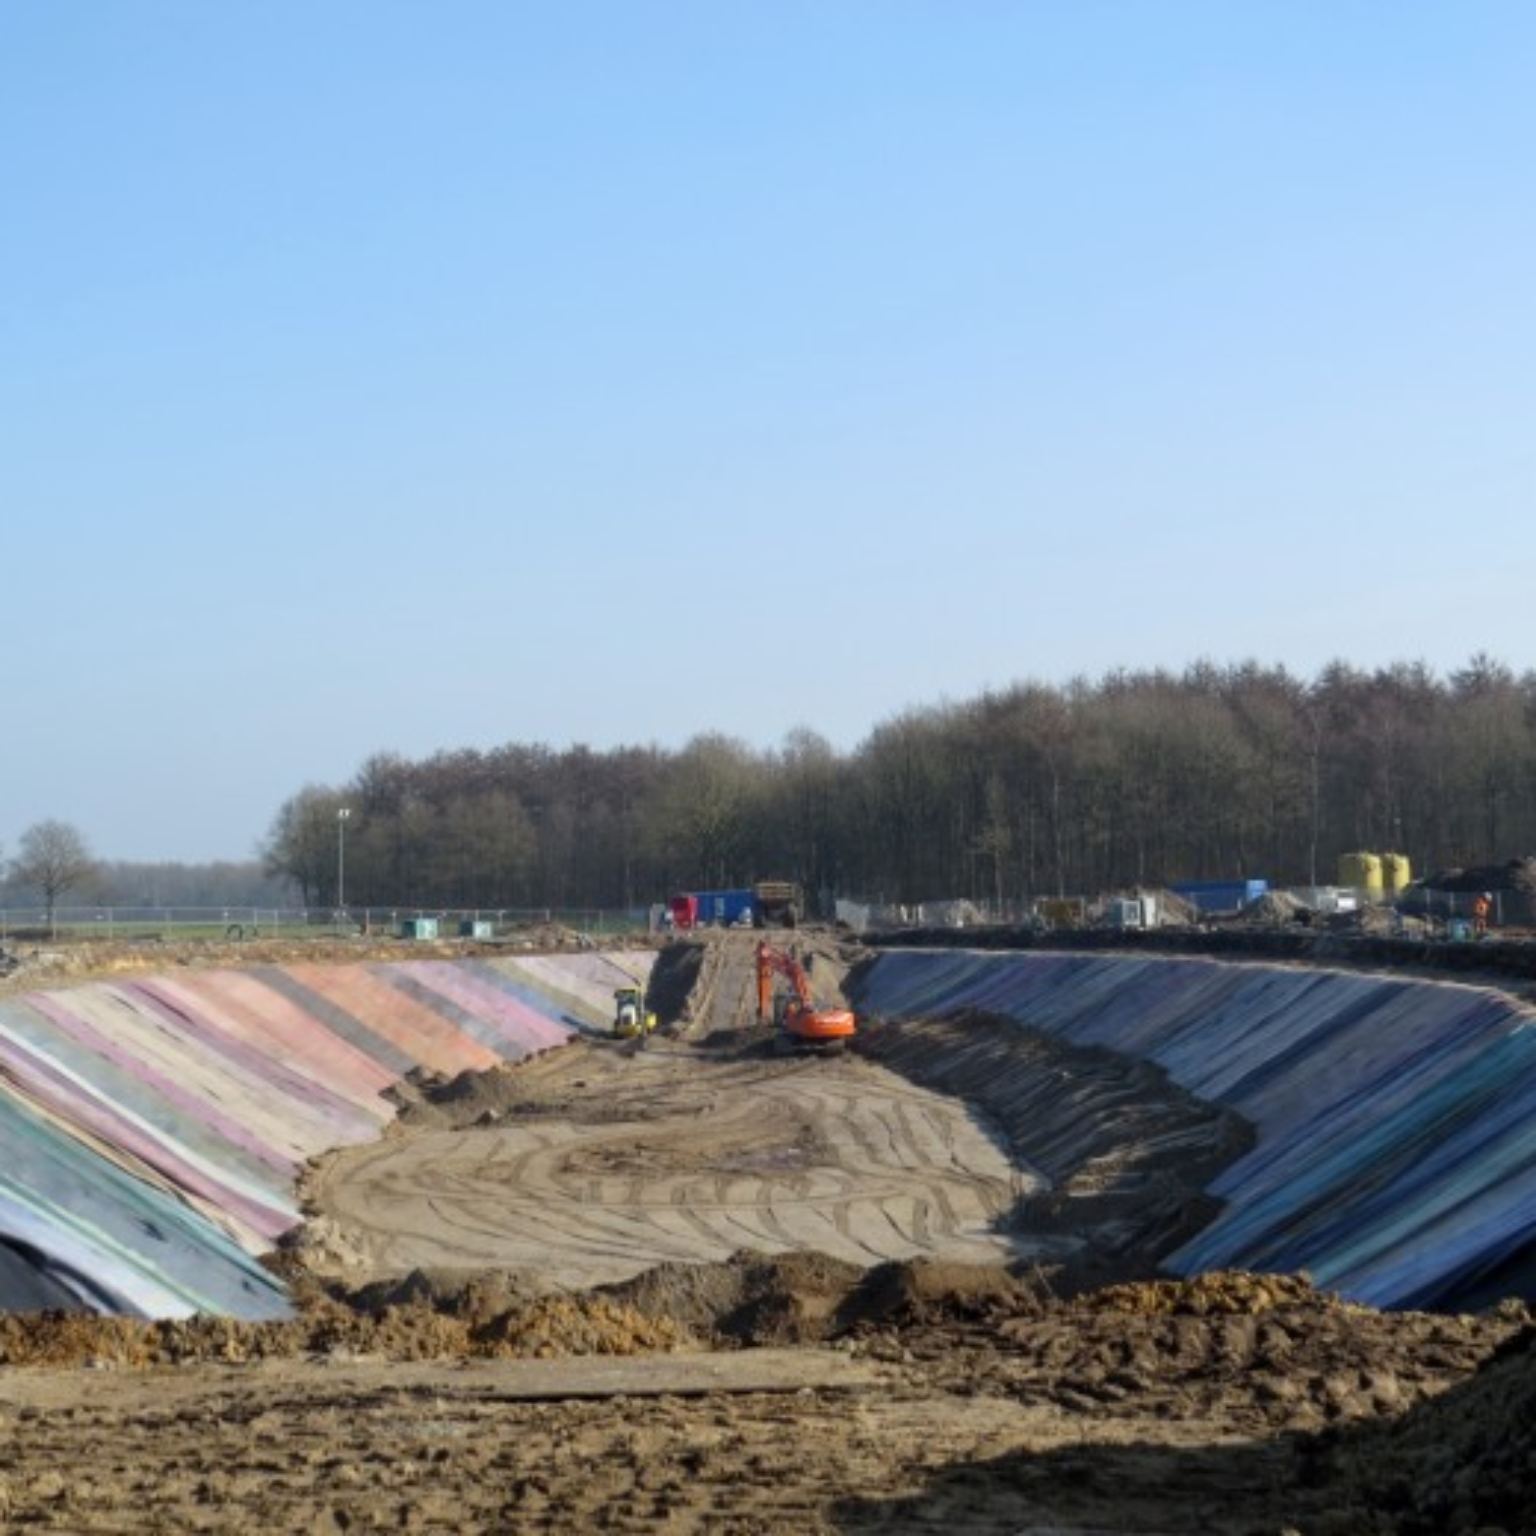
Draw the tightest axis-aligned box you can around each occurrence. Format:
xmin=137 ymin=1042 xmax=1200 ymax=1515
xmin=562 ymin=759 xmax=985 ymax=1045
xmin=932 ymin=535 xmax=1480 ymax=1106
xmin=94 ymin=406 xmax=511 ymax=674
xmin=2 ymin=927 xmax=1536 ymax=1532
xmin=0 ymin=1264 xmax=1526 ymax=1533
xmin=0 ymin=925 xmax=651 ymax=996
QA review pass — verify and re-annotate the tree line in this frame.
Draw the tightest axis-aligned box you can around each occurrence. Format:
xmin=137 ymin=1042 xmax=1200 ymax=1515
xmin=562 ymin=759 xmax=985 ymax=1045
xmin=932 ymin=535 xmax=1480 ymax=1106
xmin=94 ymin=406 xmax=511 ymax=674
xmin=255 ymin=656 xmax=1536 ymax=915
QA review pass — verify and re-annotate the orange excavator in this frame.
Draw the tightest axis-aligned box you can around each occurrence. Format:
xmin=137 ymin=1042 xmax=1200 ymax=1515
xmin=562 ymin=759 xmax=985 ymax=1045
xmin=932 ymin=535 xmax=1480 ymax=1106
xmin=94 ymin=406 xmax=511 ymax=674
xmin=756 ymin=942 xmax=856 ymax=1052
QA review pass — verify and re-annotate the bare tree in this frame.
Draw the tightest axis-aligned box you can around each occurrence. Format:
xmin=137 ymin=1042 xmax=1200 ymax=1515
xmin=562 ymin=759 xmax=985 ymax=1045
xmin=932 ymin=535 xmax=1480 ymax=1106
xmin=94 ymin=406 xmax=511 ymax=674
xmin=644 ymin=733 xmax=764 ymax=891
xmin=260 ymin=787 xmax=345 ymax=906
xmin=12 ymin=820 xmax=97 ymax=937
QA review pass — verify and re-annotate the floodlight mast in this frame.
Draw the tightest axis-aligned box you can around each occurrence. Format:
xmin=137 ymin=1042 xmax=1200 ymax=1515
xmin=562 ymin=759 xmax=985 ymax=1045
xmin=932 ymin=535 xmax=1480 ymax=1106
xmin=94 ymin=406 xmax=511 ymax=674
xmin=337 ymin=807 xmax=352 ymax=910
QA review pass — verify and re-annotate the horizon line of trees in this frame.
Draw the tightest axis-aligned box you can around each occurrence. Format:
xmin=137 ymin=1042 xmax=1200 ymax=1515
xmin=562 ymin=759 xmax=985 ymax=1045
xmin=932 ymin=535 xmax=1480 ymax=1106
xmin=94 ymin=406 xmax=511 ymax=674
xmin=257 ymin=656 xmax=1536 ymax=914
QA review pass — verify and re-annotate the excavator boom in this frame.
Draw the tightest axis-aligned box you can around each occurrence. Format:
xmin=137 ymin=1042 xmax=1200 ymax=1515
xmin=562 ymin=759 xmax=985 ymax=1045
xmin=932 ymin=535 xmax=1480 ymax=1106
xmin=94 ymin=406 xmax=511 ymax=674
xmin=756 ymin=942 xmax=856 ymax=1049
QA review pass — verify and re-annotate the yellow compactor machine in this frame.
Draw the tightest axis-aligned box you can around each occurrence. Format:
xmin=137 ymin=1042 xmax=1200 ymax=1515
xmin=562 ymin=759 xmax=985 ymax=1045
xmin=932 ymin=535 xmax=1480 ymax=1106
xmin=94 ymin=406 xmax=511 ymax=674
xmin=612 ymin=984 xmax=658 ymax=1039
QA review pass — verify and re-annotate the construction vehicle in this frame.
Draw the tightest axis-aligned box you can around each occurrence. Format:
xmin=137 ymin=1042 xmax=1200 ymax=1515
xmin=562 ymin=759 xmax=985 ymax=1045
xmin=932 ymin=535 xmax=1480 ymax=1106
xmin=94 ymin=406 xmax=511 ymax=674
xmin=751 ymin=879 xmax=802 ymax=929
xmin=756 ymin=941 xmax=856 ymax=1052
xmin=612 ymin=984 xmax=658 ymax=1040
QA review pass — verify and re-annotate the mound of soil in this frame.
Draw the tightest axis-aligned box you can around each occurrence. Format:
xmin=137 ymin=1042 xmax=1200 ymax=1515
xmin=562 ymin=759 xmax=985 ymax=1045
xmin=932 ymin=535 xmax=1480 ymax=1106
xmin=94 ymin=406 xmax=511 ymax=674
xmin=1241 ymin=889 xmax=1314 ymax=924
xmin=1142 ymin=887 xmax=1201 ymax=925
xmin=841 ymin=1257 xmax=1046 ymax=1329
xmin=385 ymin=1064 xmax=545 ymax=1130
xmin=344 ymin=1266 xmax=559 ymax=1319
xmin=1416 ymin=857 xmax=1536 ymax=926
xmin=0 ymin=1248 xmax=1533 ymax=1531
xmin=603 ymin=1250 xmax=868 ymax=1346
xmin=1319 ymin=1321 xmax=1536 ymax=1533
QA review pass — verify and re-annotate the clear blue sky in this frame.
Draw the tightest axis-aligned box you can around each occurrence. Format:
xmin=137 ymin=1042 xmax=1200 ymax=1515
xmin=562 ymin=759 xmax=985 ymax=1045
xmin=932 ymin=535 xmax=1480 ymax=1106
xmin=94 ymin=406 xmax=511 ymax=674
xmin=4 ymin=3 xmax=1533 ymax=863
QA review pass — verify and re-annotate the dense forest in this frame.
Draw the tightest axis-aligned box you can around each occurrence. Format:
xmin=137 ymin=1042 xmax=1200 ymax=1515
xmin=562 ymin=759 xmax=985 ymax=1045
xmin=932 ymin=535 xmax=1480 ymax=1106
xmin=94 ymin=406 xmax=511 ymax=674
xmin=258 ymin=658 xmax=1536 ymax=914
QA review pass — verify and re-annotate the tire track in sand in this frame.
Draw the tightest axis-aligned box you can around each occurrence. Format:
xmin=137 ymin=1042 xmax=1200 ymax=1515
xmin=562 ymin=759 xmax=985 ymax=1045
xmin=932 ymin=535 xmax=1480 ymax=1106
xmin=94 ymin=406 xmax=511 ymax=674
xmin=307 ymin=1045 xmax=1036 ymax=1286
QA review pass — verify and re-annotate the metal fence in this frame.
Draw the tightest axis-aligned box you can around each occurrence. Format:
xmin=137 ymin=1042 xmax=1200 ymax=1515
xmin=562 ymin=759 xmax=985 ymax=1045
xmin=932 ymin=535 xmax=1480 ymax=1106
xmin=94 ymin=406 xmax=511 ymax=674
xmin=0 ymin=905 xmax=654 ymax=943
xmin=836 ymin=883 xmax=1520 ymax=936
xmin=6 ymin=887 xmax=1508 ymax=946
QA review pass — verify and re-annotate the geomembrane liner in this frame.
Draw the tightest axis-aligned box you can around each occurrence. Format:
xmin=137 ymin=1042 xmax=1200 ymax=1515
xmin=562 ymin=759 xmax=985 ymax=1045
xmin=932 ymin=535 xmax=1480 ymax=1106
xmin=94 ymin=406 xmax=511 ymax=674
xmin=0 ymin=951 xmax=654 ymax=1318
xmin=859 ymin=949 xmax=1536 ymax=1309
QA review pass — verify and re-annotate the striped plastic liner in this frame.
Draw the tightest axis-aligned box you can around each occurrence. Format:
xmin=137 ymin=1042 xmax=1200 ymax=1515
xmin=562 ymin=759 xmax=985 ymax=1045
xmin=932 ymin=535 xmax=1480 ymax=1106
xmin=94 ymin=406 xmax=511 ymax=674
xmin=858 ymin=949 xmax=1536 ymax=1309
xmin=0 ymin=951 xmax=655 ymax=1320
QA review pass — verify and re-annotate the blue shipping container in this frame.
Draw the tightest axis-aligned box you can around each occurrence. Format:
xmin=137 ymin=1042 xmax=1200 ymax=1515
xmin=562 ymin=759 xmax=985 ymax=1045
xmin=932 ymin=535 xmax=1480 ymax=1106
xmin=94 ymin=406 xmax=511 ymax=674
xmin=1171 ymin=879 xmax=1269 ymax=914
xmin=691 ymin=889 xmax=757 ymax=926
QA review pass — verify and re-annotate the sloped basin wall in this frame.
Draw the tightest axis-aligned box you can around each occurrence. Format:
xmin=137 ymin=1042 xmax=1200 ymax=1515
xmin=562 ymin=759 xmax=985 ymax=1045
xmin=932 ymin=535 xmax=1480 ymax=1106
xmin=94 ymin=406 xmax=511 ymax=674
xmin=0 ymin=951 xmax=655 ymax=1320
xmin=857 ymin=949 xmax=1536 ymax=1310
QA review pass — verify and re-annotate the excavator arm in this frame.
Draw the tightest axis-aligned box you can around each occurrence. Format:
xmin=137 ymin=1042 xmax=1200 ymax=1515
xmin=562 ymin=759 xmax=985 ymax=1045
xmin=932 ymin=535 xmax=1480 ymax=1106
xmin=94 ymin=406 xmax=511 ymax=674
xmin=756 ymin=942 xmax=814 ymax=1018
xmin=756 ymin=942 xmax=856 ymax=1048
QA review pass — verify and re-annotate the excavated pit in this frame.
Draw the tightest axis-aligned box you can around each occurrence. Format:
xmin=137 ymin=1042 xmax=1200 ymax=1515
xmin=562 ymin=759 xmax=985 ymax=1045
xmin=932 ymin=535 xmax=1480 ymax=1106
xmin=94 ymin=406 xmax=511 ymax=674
xmin=291 ymin=930 xmax=1252 ymax=1308
xmin=5 ymin=933 xmax=1536 ymax=1533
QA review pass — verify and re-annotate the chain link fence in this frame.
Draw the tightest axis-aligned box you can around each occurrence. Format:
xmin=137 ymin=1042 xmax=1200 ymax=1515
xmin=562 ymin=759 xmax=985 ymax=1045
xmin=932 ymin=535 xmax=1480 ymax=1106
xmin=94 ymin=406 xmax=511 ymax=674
xmin=0 ymin=906 xmax=654 ymax=944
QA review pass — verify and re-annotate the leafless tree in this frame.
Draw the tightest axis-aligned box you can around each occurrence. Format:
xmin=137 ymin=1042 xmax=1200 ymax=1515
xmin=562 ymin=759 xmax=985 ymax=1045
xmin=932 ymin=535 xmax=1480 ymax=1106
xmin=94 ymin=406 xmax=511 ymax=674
xmin=12 ymin=820 xmax=97 ymax=936
xmin=642 ymin=733 xmax=764 ymax=891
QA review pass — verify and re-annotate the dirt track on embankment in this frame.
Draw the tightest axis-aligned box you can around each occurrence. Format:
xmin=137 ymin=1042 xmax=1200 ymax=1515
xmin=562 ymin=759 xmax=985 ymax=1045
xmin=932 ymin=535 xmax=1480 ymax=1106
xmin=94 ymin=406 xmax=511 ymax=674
xmin=3 ymin=928 xmax=1536 ymax=1532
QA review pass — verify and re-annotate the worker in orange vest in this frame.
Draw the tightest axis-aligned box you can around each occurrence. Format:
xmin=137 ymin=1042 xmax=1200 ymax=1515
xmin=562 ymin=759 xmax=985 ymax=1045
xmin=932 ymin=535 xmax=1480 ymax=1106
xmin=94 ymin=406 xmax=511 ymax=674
xmin=1472 ymin=891 xmax=1492 ymax=937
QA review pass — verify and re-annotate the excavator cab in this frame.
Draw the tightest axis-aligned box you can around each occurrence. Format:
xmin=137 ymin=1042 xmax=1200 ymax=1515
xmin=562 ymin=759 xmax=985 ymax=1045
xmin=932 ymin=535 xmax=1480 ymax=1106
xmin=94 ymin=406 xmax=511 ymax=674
xmin=612 ymin=985 xmax=657 ymax=1039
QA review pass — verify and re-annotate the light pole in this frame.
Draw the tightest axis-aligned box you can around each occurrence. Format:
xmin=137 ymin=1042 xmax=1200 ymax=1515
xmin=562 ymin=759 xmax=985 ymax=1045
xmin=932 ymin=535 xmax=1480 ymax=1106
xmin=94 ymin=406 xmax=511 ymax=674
xmin=337 ymin=807 xmax=352 ymax=913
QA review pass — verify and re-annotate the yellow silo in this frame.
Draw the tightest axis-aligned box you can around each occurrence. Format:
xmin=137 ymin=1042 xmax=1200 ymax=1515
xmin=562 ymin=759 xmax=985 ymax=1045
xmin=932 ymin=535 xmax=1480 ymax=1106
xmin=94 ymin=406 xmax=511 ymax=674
xmin=1338 ymin=851 xmax=1384 ymax=896
xmin=1380 ymin=852 xmax=1412 ymax=895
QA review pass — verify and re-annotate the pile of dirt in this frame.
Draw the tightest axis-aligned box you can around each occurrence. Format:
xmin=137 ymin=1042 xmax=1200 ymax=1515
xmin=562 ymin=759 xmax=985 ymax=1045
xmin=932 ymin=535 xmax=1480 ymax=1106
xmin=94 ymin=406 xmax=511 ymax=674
xmin=384 ymin=1063 xmax=545 ymax=1130
xmin=343 ymin=1265 xmax=559 ymax=1318
xmin=1315 ymin=1321 xmax=1536 ymax=1533
xmin=0 ymin=1273 xmax=698 ymax=1368
xmin=0 ymin=1253 xmax=1057 ymax=1367
xmin=470 ymin=1295 xmax=693 ymax=1358
xmin=320 ymin=1265 xmax=697 ymax=1360
xmin=607 ymin=1251 xmax=1054 ymax=1348
xmin=1239 ymin=889 xmax=1314 ymax=925
xmin=603 ymin=1249 xmax=868 ymax=1346
xmin=13 ymin=1251 xmax=1511 ymax=1406
xmin=1415 ymin=856 xmax=1536 ymax=925
xmin=840 ymin=1257 xmax=1047 ymax=1329
xmin=1079 ymin=1268 xmax=1325 ymax=1316
xmin=1324 ymin=904 xmax=1434 ymax=938
xmin=1 ymin=1250 xmax=1534 ymax=1532
xmin=875 ymin=1271 xmax=1526 ymax=1437
xmin=1147 ymin=887 xmax=1201 ymax=925
xmin=1421 ymin=856 xmax=1536 ymax=897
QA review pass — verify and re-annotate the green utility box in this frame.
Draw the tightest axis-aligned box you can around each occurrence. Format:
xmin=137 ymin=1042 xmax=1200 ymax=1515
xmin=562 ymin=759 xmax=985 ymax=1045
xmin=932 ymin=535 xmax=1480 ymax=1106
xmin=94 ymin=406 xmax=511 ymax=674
xmin=459 ymin=919 xmax=493 ymax=939
xmin=399 ymin=917 xmax=440 ymax=940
